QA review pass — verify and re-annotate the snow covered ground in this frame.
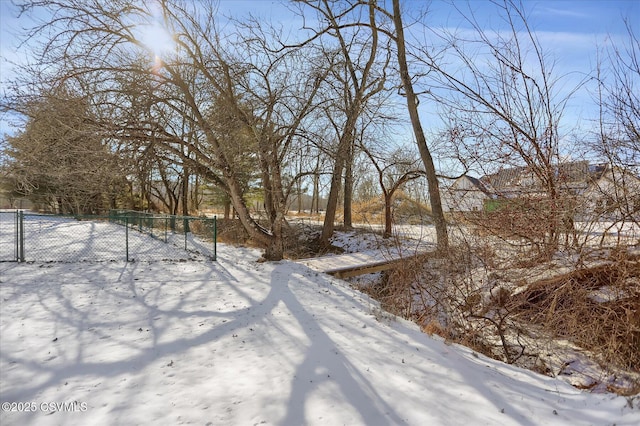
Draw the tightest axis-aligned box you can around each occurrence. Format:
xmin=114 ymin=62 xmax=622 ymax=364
xmin=1 ymin=216 xmax=638 ymax=425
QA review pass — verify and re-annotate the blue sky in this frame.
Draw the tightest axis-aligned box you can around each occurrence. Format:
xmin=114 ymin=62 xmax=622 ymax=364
xmin=1 ymin=0 xmax=638 ymax=140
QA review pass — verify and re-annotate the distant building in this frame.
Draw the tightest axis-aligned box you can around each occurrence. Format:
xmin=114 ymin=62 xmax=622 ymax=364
xmin=441 ymin=175 xmax=493 ymax=213
xmin=580 ymin=165 xmax=640 ymax=221
xmin=479 ymin=161 xmax=608 ymax=198
xmin=443 ymin=162 xmax=640 ymax=221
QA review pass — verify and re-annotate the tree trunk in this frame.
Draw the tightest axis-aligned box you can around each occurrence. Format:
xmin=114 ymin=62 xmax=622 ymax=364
xmin=312 ymin=160 xmax=320 ymax=214
xmin=190 ymin=174 xmax=200 ymax=213
xmin=320 ymin=108 xmax=361 ymax=246
xmin=320 ymin=145 xmax=347 ymax=246
xmin=224 ymin=199 xmax=231 ymax=220
xmin=384 ymin=193 xmax=393 ymax=238
xmin=181 ymin=168 xmax=189 ymax=216
xmin=343 ymin=139 xmax=354 ymax=229
xmin=297 ymin=180 xmax=303 ymax=214
xmin=224 ymin=168 xmax=281 ymax=259
xmin=392 ymin=0 xmax=448 ymax=253
xmin=297 ymin=150 xmax=304 ymax=214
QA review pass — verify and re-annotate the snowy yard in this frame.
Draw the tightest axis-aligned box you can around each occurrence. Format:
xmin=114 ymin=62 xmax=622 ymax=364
xmin=1 ymin=216 xmax=638 ymax=425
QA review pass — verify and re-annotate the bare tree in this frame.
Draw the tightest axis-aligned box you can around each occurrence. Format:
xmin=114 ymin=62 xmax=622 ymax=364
xmin=416 ymin=0 xmax=583 ymax=256
xmin=297 ymin=0 xmax=450 ymax=251
xmin=361 ymin=143 xmax=424 ymax=238
xmin=8 ymin=0 xmax=336 ymax=260
xmin=597 ymin=20 xmax=640 ymax=169
xmin=292 ymin=0 xmax=390 ymax=247
xmin=591 ymin=20 xmax=640 ymax=232
xmin=390 ymin=0 xmax=449 ymax=252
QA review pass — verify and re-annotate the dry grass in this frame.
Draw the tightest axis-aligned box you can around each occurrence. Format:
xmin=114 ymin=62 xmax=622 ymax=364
xmin=214 ymin=218 xmax=254 ymax=246
xmin=354 ymin=238 xmax=640 ymax=395
xmin=350 ymin=193 xmax=433 ymax=225
xmin=513 ymin=253 xmax=640 ymax=376
xmin=210 ymin=218 xmax=326 ymax=258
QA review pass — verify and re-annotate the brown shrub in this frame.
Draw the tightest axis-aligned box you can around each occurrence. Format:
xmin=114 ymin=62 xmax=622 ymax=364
xmin=514 ymin=256 xmax=640 ymax=374
xmin=215 ymin=219 xmax=252 ymax=245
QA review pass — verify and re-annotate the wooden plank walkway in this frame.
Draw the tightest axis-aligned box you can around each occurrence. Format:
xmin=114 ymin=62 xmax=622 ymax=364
xmin=296 ymin=248 xmax=432 ymax=278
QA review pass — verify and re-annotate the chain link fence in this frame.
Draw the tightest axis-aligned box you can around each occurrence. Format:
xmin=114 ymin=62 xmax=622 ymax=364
xmin=0 ymin=211 xmax=19 ymax=261
xmin=0 ymin=210 xmax=216 ymax=262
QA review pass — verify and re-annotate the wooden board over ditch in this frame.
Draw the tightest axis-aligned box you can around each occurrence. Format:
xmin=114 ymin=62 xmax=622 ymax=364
xmin=297 ymin=249 xmax=433 ymax=278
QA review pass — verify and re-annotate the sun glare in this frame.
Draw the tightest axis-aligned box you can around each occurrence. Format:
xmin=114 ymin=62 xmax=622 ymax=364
xmin=139 ymin=22 xmax=175 ymax=59
xmin=130 ymin=1 xmax=176 ymax=73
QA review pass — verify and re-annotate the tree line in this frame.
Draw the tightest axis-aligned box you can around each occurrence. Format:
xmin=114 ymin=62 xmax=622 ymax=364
xmin=1 ymin=0 xmax=637 ymax=260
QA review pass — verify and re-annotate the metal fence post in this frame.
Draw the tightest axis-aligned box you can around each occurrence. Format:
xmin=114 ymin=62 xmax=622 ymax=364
xmin=125 ymin=217 xmax=129 ymax=262
xmin=18 ymin=210 xmax=25 ymax=262
xmin=213 ymin=216 xmax=217 ymax=261
xmin=184 ymin=218 xmax=188 ymax=251
xmin=14 ymin=210 xmax=18 ymax=261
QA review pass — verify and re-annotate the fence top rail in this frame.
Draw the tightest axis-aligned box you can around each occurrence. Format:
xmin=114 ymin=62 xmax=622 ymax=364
xmin=109 ymin=210 xmax=216 ymax=221
xmin=3 ymin=210 xmax=216 ymax=223
xmin=21 ymin=212 xmax=114 ymax=220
